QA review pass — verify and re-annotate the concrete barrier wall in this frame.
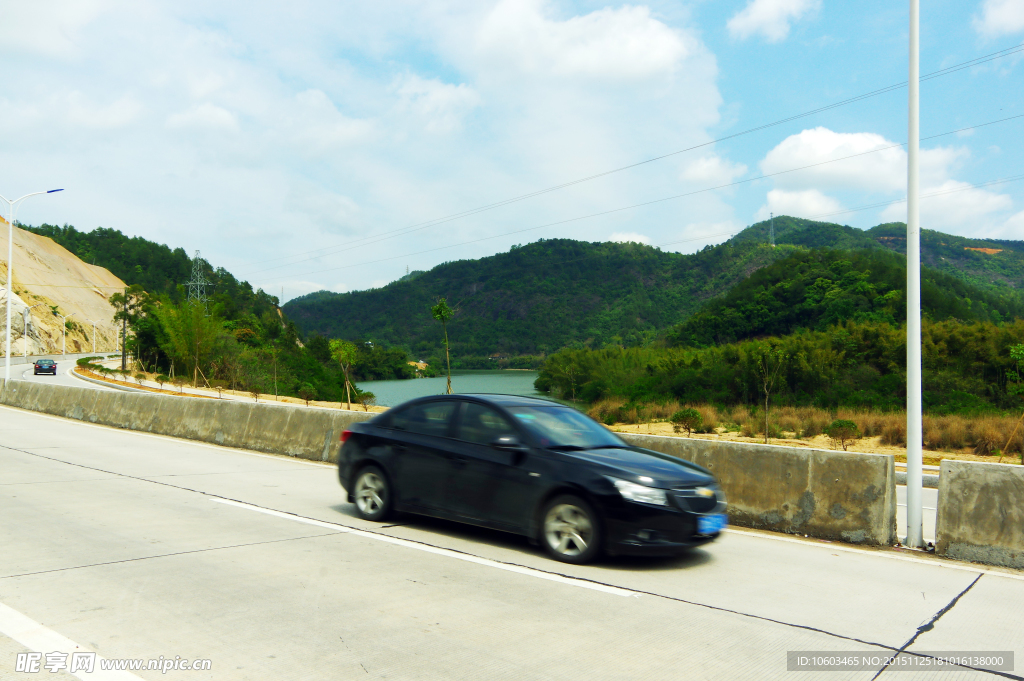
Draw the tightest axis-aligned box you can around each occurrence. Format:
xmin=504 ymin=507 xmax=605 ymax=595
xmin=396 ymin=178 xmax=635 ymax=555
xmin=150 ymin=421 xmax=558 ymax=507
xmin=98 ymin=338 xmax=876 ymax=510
xmin=936 ymin=460 xmax=1024 ymax=569
xmin=1 ymin=380 xmax=897 ymax=546
xmin=0 ymin=379 xmax=374 ymax=463
xmin=620 ymin=433 xmax=897 ymax=546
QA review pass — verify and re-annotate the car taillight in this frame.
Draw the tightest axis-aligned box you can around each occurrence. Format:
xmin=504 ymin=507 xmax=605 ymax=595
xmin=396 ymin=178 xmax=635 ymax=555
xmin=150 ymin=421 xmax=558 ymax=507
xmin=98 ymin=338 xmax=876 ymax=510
xmin=340 ymin=430 xmax=353 ymax=443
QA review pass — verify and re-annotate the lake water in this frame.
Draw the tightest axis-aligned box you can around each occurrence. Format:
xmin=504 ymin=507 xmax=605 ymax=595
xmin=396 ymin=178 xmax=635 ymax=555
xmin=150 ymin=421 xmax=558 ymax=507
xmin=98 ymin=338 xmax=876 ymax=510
xmin=356 ymin=370 xmax=545 ymax=407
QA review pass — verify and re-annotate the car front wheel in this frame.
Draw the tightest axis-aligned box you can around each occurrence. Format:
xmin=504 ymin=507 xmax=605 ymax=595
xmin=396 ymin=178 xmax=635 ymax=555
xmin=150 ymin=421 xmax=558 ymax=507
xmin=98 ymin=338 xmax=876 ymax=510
xmin=541 ymin=495 xmax=602 ymax=564
xmin=352 ymin=465 xmax=392 ymax=522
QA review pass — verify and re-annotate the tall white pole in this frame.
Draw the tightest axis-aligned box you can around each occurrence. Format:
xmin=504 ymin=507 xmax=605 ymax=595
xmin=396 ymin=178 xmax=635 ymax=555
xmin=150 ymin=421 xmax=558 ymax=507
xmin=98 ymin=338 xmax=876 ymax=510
xmin=4 ymin=204 xmax=13 ymax=382
xmin=906 ymin=0 xmax=924 ymax=548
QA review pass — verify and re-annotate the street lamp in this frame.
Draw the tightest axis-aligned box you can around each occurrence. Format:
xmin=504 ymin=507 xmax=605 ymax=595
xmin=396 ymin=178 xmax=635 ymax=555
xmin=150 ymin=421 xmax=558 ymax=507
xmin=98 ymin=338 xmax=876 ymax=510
xmin=56 ymin=312 xmax=76 ymax=357
xmin=85 ymin=319 xmax=99 ymax=354
xmin=23 ymin=303 xmax=43 ymax=358
xmin=905 ymin=0 xmax=924 ymax=548
xmin=2 ymin=188 xmax=64 ymax=381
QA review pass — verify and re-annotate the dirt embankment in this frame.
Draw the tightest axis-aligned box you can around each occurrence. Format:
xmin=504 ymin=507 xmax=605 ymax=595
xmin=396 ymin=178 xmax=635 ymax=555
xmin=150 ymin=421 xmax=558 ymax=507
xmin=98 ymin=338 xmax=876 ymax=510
xmin=0 ymin=219 xmax=125 ymax=354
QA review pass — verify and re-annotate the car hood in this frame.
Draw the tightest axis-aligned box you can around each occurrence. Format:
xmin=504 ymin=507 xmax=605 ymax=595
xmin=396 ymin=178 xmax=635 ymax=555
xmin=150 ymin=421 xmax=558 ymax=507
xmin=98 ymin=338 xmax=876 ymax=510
xmin=563 ymin=446 xmax=715 ymax=488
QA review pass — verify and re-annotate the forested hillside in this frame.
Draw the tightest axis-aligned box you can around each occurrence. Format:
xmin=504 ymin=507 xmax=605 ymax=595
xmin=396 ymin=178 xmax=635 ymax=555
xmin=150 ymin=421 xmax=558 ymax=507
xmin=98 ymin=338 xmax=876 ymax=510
xmin=284 ymin=238 xmax=798 ymax=360
xmin=285 ymin=218 xmax=1024 ymax=363
xmin=670 ymin=248 xmax=1024 ymax=346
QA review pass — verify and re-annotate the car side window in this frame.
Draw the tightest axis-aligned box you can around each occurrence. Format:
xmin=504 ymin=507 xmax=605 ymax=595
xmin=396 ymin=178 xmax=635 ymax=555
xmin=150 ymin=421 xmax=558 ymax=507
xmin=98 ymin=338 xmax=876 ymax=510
xmin=457 ymin=403 xmax=516 ymax=445
xmin=390 ymin=401 xmax=457 ymax=437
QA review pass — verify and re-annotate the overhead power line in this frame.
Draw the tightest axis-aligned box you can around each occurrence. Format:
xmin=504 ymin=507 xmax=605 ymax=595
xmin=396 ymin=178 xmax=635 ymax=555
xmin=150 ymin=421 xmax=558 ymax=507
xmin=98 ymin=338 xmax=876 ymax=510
xmin=242 ymin=41 xmax=1024 ymax=278
xmin=260 ymin=113 xmax=1024 ymax=284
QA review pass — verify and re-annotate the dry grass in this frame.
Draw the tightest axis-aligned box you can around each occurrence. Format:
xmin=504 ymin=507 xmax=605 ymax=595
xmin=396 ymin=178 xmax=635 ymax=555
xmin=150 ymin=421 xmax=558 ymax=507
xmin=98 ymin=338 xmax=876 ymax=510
xmin=597 ymin=400 xmax=1024 ymax=459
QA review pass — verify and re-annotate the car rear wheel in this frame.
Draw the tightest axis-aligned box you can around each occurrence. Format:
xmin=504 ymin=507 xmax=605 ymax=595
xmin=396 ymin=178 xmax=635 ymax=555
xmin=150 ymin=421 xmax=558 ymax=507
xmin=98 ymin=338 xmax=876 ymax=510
xmin=352 ymin=465 xmax=392 ymax=522
xmin=541 ymin=495 xmax=602 ymax=564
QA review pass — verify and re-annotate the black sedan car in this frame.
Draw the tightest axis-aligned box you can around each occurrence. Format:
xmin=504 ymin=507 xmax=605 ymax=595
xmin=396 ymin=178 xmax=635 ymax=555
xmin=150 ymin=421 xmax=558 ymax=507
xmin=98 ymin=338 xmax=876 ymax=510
xmin=337 ymin=394 xmax=726 ymax=563
xmin=33 ymin=359 xmax=57 ymax=375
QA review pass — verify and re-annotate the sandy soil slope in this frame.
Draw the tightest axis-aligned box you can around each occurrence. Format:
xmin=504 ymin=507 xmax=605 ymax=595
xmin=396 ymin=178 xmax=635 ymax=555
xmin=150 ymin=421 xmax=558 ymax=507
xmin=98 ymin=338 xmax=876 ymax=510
xmin=0 ymin=218 xmax=125 ymax=355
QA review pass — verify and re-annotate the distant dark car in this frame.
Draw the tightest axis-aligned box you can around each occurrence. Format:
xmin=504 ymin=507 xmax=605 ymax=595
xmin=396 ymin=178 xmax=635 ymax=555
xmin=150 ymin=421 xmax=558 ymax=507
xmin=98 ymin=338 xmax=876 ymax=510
xmin=33 ymin=359 xmax=57 ymax=375
xmin=337 ymin=394 xmax=726 ymax=564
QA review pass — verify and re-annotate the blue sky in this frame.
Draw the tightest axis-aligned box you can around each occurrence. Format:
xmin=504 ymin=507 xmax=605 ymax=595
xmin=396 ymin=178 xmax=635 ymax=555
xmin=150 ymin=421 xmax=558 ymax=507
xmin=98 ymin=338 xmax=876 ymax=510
xmin=2 ymin=0 xmax=1022 ymax=301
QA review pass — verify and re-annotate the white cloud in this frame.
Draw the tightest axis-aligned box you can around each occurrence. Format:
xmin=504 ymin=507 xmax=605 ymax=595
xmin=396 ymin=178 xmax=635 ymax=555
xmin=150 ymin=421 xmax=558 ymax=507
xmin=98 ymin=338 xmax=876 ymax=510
xmin=760 ymin=127 xmax=969 ymax=193
xmin=395 ymin=75 xmax=481 ymax=134
xmin=474 ymin=0 xmax=690 ymax=81
xmin=282 ymin=90 xmax=375 ymax=155
xmin=727 ymin=0 xmax=820 ymax=43
xmin=0 ymin=0 xmax=117 ymax=57
xmin=755 ymin=189 xmax=842 ymax=221
xmin=681 ymin=156 xmax=747 ymax=186
xmin=166 ymin=103 xmax=238 ymax=131
xmin=1000 ymin=209 xmax=1024 ymax=237
xmin=284 ymin=183 xmax=361 ymax=236
xmin=974 ymin=0 xmax=1024 ymax=38
xmin=610 ymin=232 xmax=651 ymax=245
xmin=881 ymin=180 xmax=1014 ymax=232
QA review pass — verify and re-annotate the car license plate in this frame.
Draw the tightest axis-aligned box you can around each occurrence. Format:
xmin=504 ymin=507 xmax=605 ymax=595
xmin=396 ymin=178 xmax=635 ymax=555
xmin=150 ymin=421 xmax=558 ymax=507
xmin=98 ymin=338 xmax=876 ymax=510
xmin=697 ymin=514 xmax=726 ymax=535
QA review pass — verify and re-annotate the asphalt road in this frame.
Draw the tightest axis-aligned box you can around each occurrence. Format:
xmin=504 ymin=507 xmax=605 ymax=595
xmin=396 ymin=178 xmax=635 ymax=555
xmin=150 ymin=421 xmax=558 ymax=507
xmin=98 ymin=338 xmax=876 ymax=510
xmin=1 ymin=405 xmax=1020 ymax=680
xmin=13 ymin=360 xmax=119 ymax=392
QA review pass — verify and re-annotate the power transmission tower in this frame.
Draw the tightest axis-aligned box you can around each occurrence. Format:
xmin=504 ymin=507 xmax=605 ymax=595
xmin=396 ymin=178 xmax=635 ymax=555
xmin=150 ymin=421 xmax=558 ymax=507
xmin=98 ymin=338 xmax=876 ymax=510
xmin=769 ymin=212 xmax=775 ymax=247
xmin=187 ymin=251 xmax=211 ymax=310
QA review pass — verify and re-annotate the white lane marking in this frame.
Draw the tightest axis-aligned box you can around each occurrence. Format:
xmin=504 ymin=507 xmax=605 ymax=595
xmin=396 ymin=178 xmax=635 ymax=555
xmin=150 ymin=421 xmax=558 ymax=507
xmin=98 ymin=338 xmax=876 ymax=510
xmin=0 ymin=601 xmax=143 ymax=680
xmin=211 ymin=498 xmax=355 ymax=532
xmin=723 ymin=528 xmax=1024 ymax=582
xmin=210 ymin=498 xmax=639 ymax=598
xmin=0 ymin=404 xmax=328 ymax=468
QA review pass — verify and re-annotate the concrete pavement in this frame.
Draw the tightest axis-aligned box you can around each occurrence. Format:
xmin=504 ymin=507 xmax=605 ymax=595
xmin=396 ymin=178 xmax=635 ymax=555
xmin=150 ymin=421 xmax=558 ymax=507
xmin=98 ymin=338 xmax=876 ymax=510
xmin=0 ymin=404 xmax=1020 ymax=680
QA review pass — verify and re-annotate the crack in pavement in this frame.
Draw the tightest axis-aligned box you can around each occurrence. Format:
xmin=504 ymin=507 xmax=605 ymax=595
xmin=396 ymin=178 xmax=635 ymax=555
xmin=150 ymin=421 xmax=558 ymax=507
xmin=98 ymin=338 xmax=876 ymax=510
xmin=869 ymin=575 xmax=1022 ymax=680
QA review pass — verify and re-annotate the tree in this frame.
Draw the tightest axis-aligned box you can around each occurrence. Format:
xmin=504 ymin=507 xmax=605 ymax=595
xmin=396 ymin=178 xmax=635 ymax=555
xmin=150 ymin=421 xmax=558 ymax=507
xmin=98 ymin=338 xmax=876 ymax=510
xmin=109 ymin=285 xmax=150 ymax=371
xmin=356 ymin=391 xmax=377 ymax=412
xmin=171 ymin=376 xmax=186 ymax=394
xmin=155 ymin=301 xmax=225 ymax=388
xmin=298 ymin=384 xmax=317 ymax=407
xmin=671 ymin=408 xmax=703 ymax=437
xmin=155 ymin=374 xmax=168 ymax=390
xmin=825 ymin=419 xmax=860 ymax=451
xmin=330 ymin=339 xmax=358 ymax=409
xmin=753 ymin=345 xmax=788 ymax=444
xmin=430 ymin=297 xmax=455 ymax=394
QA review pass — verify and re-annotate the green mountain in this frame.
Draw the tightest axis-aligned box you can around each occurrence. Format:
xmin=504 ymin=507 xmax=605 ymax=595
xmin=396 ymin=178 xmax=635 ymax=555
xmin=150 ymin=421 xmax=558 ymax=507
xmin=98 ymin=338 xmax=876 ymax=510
xmin=284 ymin=217 xmax=1024 ymax=359
xmin=283 ymin=237 xmax=799 ymax=359
xmin=669 ymin=247 xmax=1024 ymax=347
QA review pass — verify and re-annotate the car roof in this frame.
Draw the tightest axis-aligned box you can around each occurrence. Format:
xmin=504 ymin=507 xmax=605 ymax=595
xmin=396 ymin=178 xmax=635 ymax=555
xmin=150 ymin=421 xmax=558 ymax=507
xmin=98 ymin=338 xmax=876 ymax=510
xmin=455 ymin=393 xmax=565 ymax=407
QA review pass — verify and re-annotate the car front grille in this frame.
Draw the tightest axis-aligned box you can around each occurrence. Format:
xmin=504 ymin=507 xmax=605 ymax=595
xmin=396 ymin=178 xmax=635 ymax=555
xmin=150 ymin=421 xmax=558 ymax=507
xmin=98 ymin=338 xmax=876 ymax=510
xmin=670 ymin=487 xmax=723 ymax=513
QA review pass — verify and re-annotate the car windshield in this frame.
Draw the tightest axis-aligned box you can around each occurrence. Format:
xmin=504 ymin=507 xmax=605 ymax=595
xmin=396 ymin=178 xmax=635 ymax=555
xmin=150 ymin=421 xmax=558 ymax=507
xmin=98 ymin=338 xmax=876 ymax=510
xmin=508 ymin=406 xmax=626 ymax=449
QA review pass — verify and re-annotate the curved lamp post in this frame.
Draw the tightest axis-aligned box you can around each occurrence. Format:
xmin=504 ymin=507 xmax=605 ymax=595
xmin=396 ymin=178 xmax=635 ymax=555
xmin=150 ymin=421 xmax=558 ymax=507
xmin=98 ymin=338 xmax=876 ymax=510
xmin=85 ymin=318 xmax=99 ymax=354
xmin=56 ymin=312 xmax=76 ymax=357
xmin=2 ymin=188 xmax=64 ymax=381
xmin=23 ymin=302 xmax=43 ymax=358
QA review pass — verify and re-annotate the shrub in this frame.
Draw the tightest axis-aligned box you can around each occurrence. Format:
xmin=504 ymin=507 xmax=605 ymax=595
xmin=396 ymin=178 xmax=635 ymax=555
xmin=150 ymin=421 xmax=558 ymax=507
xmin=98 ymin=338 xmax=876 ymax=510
xmin=694 ymin=405 xmax=719 ymax=433
xmin=133 ymin=373 xmax=145 ymax=385
xmin=670 ymin=408 xmax=703 ymax=436
xmin=297 ymin=384 xmax=317 ymax=407
xmin=825 ymin=419 xmax=860 ymax=451
xmin=155 ymin=374 xmax=169 ymax=390
xmin=356 ymin=391 xmax=377 ymax=412
xmin=880 ymin=419 xmax=906 ymax=446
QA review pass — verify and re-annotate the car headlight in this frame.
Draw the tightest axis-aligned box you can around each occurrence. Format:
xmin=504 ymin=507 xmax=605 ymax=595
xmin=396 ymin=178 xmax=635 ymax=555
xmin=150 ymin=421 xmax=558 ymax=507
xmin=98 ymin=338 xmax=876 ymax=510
xmin=610 ymin=478 xmax=668 ymax=506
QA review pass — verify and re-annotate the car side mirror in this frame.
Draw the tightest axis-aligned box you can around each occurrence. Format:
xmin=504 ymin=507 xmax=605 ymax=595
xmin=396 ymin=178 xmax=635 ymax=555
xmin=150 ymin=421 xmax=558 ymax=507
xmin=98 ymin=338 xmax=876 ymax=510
xmin=491 ymin=435 xmax=526 ymax=451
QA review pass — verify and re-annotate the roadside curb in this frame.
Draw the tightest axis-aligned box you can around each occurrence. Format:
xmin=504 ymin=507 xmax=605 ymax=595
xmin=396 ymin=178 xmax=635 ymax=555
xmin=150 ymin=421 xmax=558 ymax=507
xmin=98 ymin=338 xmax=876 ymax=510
xmin=69 ymin=367 xmax=148 ymax=393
